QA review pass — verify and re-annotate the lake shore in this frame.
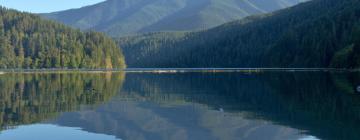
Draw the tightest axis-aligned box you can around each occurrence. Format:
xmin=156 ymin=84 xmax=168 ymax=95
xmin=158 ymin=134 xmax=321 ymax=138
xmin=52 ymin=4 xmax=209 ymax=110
xmin=0 ymin=68 xmax=351 ymax=74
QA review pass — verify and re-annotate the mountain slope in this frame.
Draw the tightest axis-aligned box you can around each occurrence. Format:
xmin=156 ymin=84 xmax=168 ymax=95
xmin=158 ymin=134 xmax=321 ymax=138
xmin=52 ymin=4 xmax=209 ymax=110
xmin=117 ymin=0 xmax=360 ymax=68
xmin=43 ymin=0 xmax=305 ymax=37
xmin=0 ymin=7 xmax=126 ymax=69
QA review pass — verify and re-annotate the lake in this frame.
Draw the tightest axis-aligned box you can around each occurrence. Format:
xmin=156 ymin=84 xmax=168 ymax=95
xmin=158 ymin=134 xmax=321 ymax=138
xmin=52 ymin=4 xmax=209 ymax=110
xmin=0 ymin=71 xmax=359 ymax=140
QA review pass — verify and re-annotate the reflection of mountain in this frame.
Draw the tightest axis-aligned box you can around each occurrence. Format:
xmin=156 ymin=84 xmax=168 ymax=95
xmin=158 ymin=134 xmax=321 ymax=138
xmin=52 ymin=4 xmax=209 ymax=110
xmin=0 ymin=72 xmax=125 ymax=130
xmin=53 ymin=72 xmax=360 ymax=140
xmin=55 ymin=100 xmax=305 ymax=140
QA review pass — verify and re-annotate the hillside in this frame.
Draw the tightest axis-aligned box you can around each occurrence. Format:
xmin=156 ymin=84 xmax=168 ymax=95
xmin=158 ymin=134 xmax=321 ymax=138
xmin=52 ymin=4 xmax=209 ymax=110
xmin=118 ymin=0 xmax=360 ymax=68
xmin=43 ymin=0 xmax=305 ymax=37
xmin=0 ymin=7 xmax=126 ymax=69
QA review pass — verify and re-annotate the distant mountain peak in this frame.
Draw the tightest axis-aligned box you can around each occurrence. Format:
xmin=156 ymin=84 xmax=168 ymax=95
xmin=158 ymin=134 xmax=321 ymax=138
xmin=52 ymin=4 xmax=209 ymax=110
xmin=42 ymin=0 xmax=305 ymax=37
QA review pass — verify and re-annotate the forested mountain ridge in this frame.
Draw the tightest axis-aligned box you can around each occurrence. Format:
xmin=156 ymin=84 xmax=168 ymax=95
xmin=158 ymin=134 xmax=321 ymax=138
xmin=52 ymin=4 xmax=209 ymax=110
xmin=118 ymin=0 xmax=360 ymax=68
xmin=43 ymin=0 xmax=306 ymax=37
xmin=0 ymin=7 xmax=126 ymax=69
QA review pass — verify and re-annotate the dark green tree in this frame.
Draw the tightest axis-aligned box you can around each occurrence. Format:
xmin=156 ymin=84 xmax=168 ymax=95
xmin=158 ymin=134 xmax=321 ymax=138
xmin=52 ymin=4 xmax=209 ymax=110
xmin=0 ymin=7 xmax=126 ymax=69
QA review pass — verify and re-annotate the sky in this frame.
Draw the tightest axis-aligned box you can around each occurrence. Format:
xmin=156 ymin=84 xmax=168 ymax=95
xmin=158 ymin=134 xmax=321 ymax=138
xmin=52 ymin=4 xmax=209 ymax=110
xmin=0 ymin=0 xmax=105 ymax=13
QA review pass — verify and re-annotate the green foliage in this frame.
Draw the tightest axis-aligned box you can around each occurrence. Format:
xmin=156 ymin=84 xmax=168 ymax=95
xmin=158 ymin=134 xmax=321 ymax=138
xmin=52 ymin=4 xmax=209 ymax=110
xmin=330 ymin=25 xmax=360 ymax=68
xmin=43 ymin=0 xmax=304 ymax=37
xmin=330 ymin=45 xmax=354 ymax=68
xmin=117 ymin=32 xmax=188 ymax=67
xmin=0 ymin=7 xmax=126 ymax=69
xmin=118 ymin=0 xmax=360 ymax=68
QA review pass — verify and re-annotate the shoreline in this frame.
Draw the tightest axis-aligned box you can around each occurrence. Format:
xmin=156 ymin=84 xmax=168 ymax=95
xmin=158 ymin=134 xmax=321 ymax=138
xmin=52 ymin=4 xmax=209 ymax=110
xmin=0 ymin=68 xmax=352 ymax=74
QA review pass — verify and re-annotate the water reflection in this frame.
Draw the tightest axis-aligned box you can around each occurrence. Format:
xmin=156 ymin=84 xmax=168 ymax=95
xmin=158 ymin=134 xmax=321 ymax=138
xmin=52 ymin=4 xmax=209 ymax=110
xmin=0 ymin=72 xmax=359 ymax=140
xmin=0 ymin=124 xmax=120 ymax=140
xmin=115 ymin=72 xmax=359 ymax=140
xmin=0 ymin=72 xmax=125 ymax=130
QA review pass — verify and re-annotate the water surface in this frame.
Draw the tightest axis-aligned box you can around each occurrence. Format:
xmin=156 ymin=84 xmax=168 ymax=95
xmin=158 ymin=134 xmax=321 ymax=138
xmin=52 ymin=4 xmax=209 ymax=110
xmin=0 ymin=71 xmax=359 ymax=140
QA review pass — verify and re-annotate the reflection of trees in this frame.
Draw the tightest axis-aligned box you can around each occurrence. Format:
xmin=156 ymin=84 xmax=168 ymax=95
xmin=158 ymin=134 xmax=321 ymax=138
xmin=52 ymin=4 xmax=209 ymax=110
xmin=0 ymin=72 xmax=125 ymax=130
xmin=262 ymin=72 xmax=360 ymax=140
xmin=119 ymin=72 xmax=360 ymax=140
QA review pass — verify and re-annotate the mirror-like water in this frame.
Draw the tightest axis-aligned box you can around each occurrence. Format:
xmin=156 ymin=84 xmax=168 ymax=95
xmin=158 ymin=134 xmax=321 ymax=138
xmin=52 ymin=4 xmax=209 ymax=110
xmin=0 ymin=71 xmax=359 ymax=140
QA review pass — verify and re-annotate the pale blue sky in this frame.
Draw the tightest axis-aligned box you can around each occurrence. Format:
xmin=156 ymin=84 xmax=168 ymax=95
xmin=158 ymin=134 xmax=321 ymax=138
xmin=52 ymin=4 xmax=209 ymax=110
xmin=0 ymin=0 xmax=105 ymax=13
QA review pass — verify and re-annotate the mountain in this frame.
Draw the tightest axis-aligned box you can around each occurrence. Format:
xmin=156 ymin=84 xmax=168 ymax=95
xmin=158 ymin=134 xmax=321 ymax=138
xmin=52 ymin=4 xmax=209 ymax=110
xmin=0 ymin=7 xmax=126 ymax=69
xmin=117 ymin=0 xmax=360 ymax=68
xmin=42 ymin=0 xmax=306 ymax=37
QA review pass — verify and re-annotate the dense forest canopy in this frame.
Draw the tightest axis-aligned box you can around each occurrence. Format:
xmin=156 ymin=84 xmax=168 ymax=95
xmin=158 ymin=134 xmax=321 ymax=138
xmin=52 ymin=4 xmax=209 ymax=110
xmin=118 ymin=0 xmax=360 ymax=68
xmin=117 ymin=32 xmax=189 ymax=67
xmin=0 ymin=7 xmax=126 ymax=69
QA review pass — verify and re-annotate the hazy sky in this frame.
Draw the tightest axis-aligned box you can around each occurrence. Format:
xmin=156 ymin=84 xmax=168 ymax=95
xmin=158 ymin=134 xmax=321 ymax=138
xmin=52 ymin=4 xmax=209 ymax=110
xmin=0 ymin=0 xmax=105 ymax=13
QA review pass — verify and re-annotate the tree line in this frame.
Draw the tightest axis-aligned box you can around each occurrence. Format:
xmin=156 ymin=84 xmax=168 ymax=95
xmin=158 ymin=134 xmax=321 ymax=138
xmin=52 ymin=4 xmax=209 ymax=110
xmin=0 ymin=7 xmax=126 ymax=69
xmin=118 ymin=0 xmax=360 ymax=69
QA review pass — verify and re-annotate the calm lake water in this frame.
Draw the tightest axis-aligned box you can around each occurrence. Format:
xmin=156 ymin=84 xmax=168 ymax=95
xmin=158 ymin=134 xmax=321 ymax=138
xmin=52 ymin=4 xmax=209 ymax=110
xmin=0 ymin=71 xmax=359 ymax=140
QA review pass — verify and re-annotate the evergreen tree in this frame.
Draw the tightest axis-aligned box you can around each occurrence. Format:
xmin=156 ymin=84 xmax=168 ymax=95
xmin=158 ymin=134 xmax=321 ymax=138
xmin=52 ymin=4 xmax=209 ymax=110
xmin=0 ymin=7 xmax=126 ymax=69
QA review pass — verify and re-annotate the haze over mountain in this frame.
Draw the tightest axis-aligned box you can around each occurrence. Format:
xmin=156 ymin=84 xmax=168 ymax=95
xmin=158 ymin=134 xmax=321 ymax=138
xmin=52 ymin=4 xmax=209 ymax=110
xmin=118 ymin=0 xmax=360 ymax=68
xmin=43 ymin=0 xmax=306 ymax=37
